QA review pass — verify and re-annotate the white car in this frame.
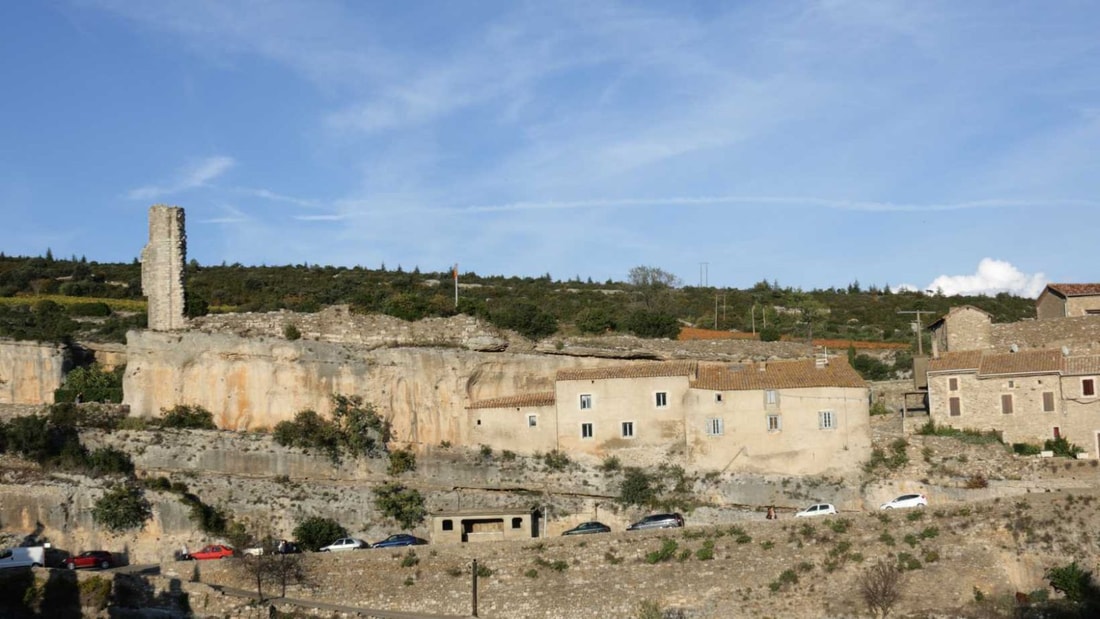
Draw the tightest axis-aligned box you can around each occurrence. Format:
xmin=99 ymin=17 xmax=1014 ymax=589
xmin=880 ymin=493 xmax=927 ymax=510
xmin=319 ymin=537 xmax=369 ymax=552
xmin=794 ymin=503 xmax=838 ymax=518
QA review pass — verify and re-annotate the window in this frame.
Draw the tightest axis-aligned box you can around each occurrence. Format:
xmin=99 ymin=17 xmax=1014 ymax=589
xmin=580 ymin=394 xmax=592 ymax=409
xmin=715 ymin=393 xmax=723 ymax=403
xmin=621 ymin=421 xmax=635 ymax=438
xmin=766 ymin=390 xmax=779 ymax=406
xmin=1083 ymin=379 xmax=1096 ymax=397
xmin=655 ymin=392 xmax=668 ymax=408
xmin=948 ymin=377 xmax=958 ymax=391
xmin=1008 ymin=380 xmax=1015 ymax=389
xmin=949 ymin=397 xmax=961 ymax=417
xmin=1053 ymin=426 xmax=1061 ymax=439
xmin=705 ymin=418 xmax=724 ymax=436
xmin=1043 ymin=392 xmax=1055 ymax=413
xmin=767 ymin=414 xmax=781 ymax=432
xmin=511 ymin=517 xmax=523 ymax=529
xmin=581 ymin=423 xmax=593 ymax=439
xmin=818 ymin=410 xmax=836 ymax=430
xmin=527 ymin=414 xmax=538 ymax=428
xmin=442 ymin=520 xmax=454 ymax=531
xmin=1001 ymin=394 xmax=1014 ymax=414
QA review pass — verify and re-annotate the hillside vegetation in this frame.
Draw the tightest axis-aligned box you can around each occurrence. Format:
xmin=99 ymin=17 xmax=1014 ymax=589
xmin=0 ymin=253 xmax=1034 ymax=347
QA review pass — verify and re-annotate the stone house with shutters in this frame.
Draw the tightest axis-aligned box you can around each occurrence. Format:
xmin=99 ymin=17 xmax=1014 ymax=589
xmin=926 ymin=349 xmax=1100 ymax=457
xmin=466 ymin=357 xmax=870 ymax=475
xmin=1036 ymin=283 xmax=1100 ymax=319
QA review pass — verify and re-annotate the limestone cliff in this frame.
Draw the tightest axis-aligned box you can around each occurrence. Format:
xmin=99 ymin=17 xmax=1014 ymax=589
xmin=123 ymin=330 xmax=610 ymax=443
xmin=0 ymin=339 xmax=66 ymax=405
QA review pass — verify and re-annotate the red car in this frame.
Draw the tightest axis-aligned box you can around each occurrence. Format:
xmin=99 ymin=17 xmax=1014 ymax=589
xmin=66 ymin=550 xmax=115 ymax=570
xmin=186 ymin=545 xmax=235 ymax=560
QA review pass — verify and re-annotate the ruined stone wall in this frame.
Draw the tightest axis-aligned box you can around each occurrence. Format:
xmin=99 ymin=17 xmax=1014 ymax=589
xmin=140 ymin=205 xmax=187 ymax=331
xmin=991 ymin=315 xmax=1100 ymax=354
xmin=0 ymin=339 xmax=67 ymax=405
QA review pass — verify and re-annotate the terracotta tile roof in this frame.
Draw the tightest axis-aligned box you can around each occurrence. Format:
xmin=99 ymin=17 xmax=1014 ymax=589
xmin=1046 ymin=283 xmax=1100 ymax=297
xmin=556 ymin=361 xmax=698 ymax=382
xmin=1065 ymin=355 xmax=1100 ymax=376
xmin=977 ymin=350 xmax=1064 ymax=377
xmin=466 ymin=392 xmax=555 ymax=410
xmin=927 ymin=351 xmax=983 ymax=373
xmin=689 ymin=358 xmax=866 ymax=391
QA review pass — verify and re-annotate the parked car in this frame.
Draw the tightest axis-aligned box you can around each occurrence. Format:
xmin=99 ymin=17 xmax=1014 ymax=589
xmin=880 ymin=494 xmax=928 ymax=510
xmin=243 ymin=539 xmax=302 ymax=556
xmin=319 ymin=538 xmax=370 ymax=552
xmin=794 ymin=504 xmax=838 ymax=518
xmin=562 ymin=521 xmax=611 ymax=536
xmin=66 ymin=550 xmax=115 ymax=570
xmin=371 ymin=534 xmax=428 ymax=549
xmin=185 ymin=545 xmax=235 ymax=560
xmin=626 ymin=513 xmax=684 ymax=531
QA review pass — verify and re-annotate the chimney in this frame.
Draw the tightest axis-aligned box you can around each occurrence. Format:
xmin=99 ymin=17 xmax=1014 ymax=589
xmin=815 ymin=355 xmax=829 ymax=369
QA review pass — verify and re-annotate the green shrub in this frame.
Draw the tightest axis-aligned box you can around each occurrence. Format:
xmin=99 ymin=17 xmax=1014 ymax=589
xmin=759 ymin=326 xmax=781 ymax=342
xmin=86 ymin=446 xmax=135 ymax=477
xmin=1045 ymin=437 xmax=1084 ymax=458
xmin=645 ymin=539 xmax=679 ymax=564
xmin=92 ymin=483 xmax=152 ymax=532
xmin=283 ymin=323 xmax=301 ymax=340
xmin=79 ymin=575 xmax=112 ymax=611
xmin=373 ymin=482 xmax=427 ymax=529
xmin=387 ymin=448 xmax=417 ymax=475
xmin=696 ymin=540 xmax=715 ymax=561
xmin=55 ymin=364 xmax=124 ymax=403
xmin=274 ymin=395 xmax=390 ymax=463
xmin=159 ymin=405 xmax=216 ymax=429
xmin=619 ymin=468 xmax=658 ymax=506
xmin=542 ymin=450 xmax=570 ymax=472
xmin=1013 ymin=442 xmax=1042 ymax=456
xmin=401 ymin=550 xmax=419 ymax=568
xmin=294 ymin=516 xmax=349 ymax=552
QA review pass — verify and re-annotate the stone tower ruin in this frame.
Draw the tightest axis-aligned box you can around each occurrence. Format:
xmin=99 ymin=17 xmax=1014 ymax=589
xmin=141 ymin=205 xmax=187 ymax=331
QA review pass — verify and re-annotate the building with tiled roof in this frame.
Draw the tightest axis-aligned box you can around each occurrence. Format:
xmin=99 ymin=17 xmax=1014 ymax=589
xmin=927 ymin=348 xmax=1100 ymax=457
xmin=1037 ymin=283 xmax=1100 ymax=319
xmin=465 ymin=357 xmax=870 ymax=475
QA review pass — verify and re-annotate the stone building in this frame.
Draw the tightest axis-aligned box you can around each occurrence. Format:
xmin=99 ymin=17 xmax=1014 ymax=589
xmin=140 ymin=205 xmax=187 ymax=331
xmin=1036 ymin=283 xmax=1100 ymax=319
xmin=926 ymin=349 xmax=1100 ymax=457
xmin=466 ymin=356 xmax=870 ymax=475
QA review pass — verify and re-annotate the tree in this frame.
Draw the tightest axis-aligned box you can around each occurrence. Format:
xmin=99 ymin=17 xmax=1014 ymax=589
xmin=293 ymin=517 xmax=348 ymax=552
xmin=373 ymin=482 xmax=426 ymax=529
xmin=627 ymin=266 xmax=681 ymax=289
xmin=159 ymin=405 xmax=217 ymax=429
xmin=619 ymin=468 xmax=658 ymax=507
xmin=92 ymin=484 xmax=152 ymax=532
xmin=1046 ymin=561 xmax=1100 ymax=606
xmin=860 ymin=559 xmax=904 ymax=619
xmin=622 ymin=309 xmax=680 ymax=339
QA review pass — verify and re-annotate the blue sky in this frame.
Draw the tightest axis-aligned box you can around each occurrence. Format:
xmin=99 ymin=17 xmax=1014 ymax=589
xmin=2 ymin=1 xmax=1098 ymax=296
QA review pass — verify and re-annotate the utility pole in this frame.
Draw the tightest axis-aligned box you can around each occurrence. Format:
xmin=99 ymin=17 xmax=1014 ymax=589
xmin=714 ymin=294 xmax=719 ymax=330
xmin=699 ymin=262 xmax=709 ymax=287
xmin=897 ymin=310 xmax=933 ymax=356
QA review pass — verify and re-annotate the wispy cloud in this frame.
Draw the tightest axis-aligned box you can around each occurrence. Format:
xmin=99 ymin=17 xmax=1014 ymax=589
xmin=127 ymin=156 xmax=236 ymax=201
xmin=293 ymin=214 xmax=346 ymax=222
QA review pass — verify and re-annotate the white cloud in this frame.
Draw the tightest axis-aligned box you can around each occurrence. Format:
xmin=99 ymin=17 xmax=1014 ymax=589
xmin=926 ymin=258 xmax=1047 ymax=298
xmin=127 ymin=155 xmax=236 ymax=201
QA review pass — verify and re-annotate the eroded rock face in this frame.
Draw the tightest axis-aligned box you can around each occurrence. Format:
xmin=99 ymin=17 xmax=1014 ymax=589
xmin=0 ymin=339 xmax=66 ymax=405
xmin=122 ymin=330 xmax=607 ymax=444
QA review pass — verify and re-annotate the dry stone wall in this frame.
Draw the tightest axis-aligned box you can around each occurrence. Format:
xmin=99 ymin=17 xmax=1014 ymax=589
xmin=992 ymin=315 xmax=1100 ymax=353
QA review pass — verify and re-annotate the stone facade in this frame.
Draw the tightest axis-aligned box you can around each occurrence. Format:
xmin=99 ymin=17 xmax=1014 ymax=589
xmin=467 ymin=357 xmax=871 ymax=475
xmin=1036 ymin=283 xmax=1100 ymax=319
xmin=140 ymin=205 xmax=187 ymax=331
xmin=929 ymin=306 xmax=993 ymax=356
xmin=0 ymin=339 xmax=67 ymax=405
xmin=927 ymin=349 xmax=1100 ymax=457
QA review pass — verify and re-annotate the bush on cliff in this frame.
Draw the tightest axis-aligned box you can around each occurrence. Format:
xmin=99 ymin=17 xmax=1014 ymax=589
xmin=274 ymin=395 xmax=390 ymax=463
xmin=158 ymin=405 xmax=217 ymax=430
xmin=54 ymin=363 xmax=125 ymax=404
xmin=294 ymin=516 xmax=348 ymax=552
xmin=92 ymin=483 xmax=152 ymax=532
xmin=373 ymin=482 xmax=427 ymax=530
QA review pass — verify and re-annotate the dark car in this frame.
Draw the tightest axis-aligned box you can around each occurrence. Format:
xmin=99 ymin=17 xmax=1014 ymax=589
xmin=66 ymin=550 xmax=114 ymax=570
xmin=371 ymin=534 xmax=428 ymax=549
xmin=626 ymin=513 xmax=684 ymax=531
xmin=562 ymin=521 xmax=611 ymax=536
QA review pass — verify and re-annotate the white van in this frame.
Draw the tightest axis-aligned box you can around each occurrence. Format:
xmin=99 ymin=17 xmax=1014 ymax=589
xmin=0 ymin=546 xmax=47 ymax=569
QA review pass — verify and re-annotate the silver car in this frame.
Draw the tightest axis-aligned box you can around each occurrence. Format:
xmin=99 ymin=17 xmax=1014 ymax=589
xmin=880 ymin=494 xmax=927 ymax=510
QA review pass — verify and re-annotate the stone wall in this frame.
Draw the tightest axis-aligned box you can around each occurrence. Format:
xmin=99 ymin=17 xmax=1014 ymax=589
xmin=141 ymin=205 xmax=187 ymax=331
xmin=0 ymin=339 xmax=67 ymax=405
xmin=991 ymin=315 xmax=1100 ymax=354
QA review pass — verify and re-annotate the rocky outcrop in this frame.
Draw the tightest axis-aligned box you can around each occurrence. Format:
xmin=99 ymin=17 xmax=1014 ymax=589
xmin=0 ymin=339 xmax=67 ymax=405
